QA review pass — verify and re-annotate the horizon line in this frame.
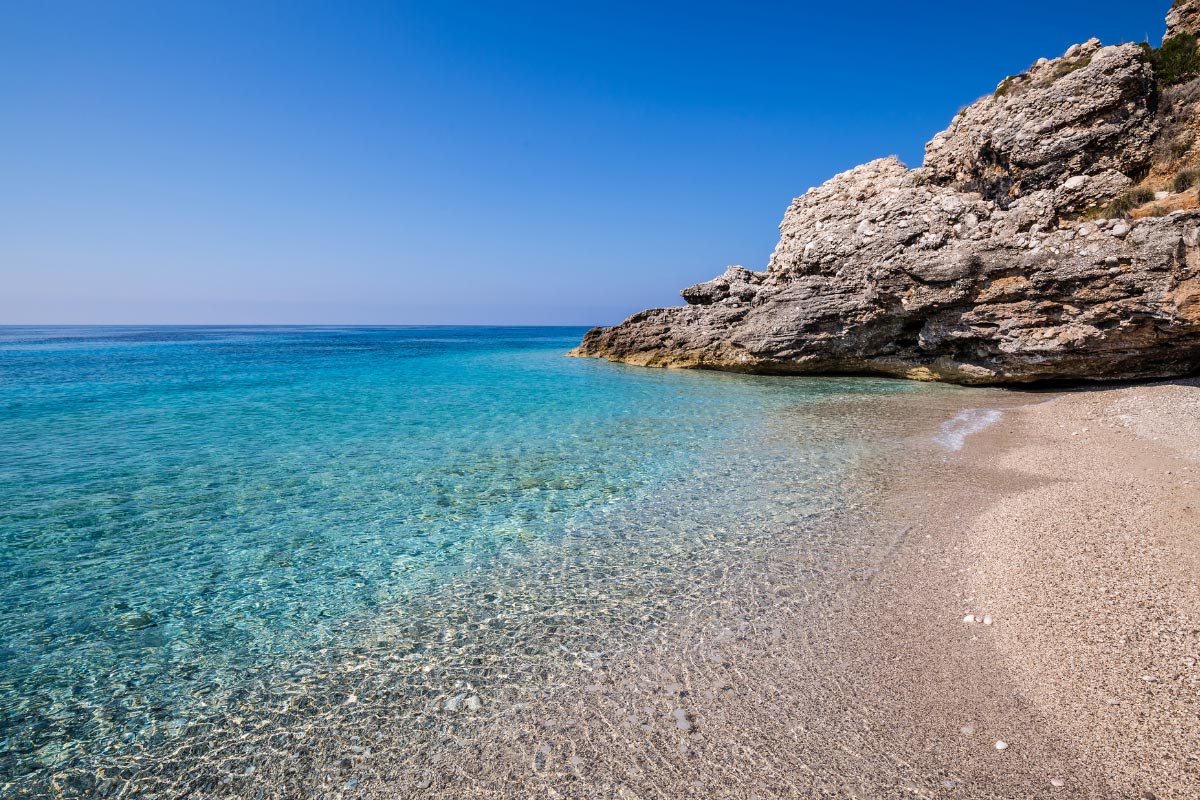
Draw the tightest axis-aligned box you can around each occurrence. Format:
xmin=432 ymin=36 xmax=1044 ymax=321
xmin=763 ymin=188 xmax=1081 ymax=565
xmin=0 ymin=323 xmax=603 ymax=328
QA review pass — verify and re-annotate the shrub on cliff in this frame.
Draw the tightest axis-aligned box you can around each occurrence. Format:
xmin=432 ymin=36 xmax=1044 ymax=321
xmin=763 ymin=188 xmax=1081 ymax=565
xmin=1140 ymin=33 xmax=1200 ymax=85
xmin=1173 ymin=166 xmax=1200 ymax=192
xmin=1100 ymin=186 xmax=1158 ymax=218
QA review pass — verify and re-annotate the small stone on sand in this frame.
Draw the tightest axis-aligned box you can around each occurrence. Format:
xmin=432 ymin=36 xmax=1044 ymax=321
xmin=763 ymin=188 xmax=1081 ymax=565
xmin=1051 ymin=778 xmax=1065 ymax=787
xmin=994 ymin=740 xmax=1008 ymax=751
xmin=963 ymin=614 xmax=976 ymax=623
xmin=671 ymin=708 xmax=694 ymax=732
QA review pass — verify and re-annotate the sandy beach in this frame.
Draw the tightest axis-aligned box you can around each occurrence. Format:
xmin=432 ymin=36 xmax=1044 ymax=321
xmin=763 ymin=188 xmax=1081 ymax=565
xmin=370 ymin=382 xmax=1200 ymax=799
xmin=954 ymin=382 xmax=1200 ymax=796
xmin=850 ymin=381 xmax=1200 ymax=799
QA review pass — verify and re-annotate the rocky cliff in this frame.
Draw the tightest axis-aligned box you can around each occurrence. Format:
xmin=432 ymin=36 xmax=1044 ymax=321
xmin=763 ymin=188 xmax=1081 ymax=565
xmin=571 ymin=2 xmax=1200 ymax=384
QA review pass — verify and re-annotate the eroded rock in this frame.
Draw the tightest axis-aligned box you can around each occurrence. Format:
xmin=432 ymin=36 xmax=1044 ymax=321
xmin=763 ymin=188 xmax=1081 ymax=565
xmin=571 ymin=5 xmax=1200 ymax=385
xmin=1166 ymin=0 xmax=1200 ymax=43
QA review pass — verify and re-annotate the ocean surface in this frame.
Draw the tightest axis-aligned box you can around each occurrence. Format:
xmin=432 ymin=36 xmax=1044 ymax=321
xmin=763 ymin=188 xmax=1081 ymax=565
xmin=0 ymin=326 xmax=981 ymax=793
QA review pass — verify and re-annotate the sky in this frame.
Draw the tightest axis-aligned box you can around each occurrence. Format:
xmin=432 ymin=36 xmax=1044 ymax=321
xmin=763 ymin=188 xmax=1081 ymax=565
xmin=0 ymin=1 xmax=1175 ymax=325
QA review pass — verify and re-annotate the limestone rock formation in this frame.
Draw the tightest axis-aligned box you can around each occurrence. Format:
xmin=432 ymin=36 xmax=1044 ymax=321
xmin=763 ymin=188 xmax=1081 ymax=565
xmin=923 ymin=40 xmax=1157 ymax=205
xmin=571 ymin=4 xmax=1200 ymax=385
xmin=1166 ymin=0 xmax=1200 ymax=43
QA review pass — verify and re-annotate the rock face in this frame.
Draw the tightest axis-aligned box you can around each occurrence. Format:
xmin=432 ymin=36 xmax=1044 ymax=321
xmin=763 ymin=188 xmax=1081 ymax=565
xmin=1166 ymin=0 xmax=1200 ymax=43
xmin=923 ymin=40 xmax=1157 ymax=205
xmin=571 ymin=7 xmax=1200 ymax=385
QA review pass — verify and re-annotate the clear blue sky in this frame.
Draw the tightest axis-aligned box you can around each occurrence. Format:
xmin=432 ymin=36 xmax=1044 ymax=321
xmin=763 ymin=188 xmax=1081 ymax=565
xmin=0 ymin=1 xmax=1174 ymax=325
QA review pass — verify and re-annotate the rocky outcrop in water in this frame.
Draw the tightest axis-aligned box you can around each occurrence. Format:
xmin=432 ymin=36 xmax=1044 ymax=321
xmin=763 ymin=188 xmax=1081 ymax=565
xmin=572 ymin=5 xmax=1200 ymax=384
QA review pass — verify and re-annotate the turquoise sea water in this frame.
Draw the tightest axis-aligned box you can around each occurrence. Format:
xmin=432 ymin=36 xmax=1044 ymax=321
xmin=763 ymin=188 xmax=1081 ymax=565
xmin=0 ymin=326 xmax=962 ymax=792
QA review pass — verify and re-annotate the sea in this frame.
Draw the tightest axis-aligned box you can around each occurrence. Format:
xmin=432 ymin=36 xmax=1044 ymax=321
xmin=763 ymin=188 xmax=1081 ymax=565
xmin=0 ymin=325 xmax=997 ymax=795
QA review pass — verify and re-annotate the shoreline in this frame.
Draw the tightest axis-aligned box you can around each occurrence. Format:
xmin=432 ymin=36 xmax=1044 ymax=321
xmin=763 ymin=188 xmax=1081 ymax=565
xmin=21 ymin=379 xmax=1198 ymax=798
xmin=424 ymin=380 xmax=1200 ymax=799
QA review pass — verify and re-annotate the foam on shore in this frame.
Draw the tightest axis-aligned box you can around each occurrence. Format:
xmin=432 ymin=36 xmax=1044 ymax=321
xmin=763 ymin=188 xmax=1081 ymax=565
xmin=934 ymin=407 xmax=1003 ymax=451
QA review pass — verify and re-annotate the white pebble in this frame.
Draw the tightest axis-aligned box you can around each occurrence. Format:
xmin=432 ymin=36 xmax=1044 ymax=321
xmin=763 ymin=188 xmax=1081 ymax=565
xmin=983 ymin=615 xmax=993 ymax=625
xmin=995 ymin=740 xmax=1009 ymax=751
xmin=1051 ymin=778 xmax=1066 ymax=787
xmin=963 ymin=614 xmax=976 ymax=624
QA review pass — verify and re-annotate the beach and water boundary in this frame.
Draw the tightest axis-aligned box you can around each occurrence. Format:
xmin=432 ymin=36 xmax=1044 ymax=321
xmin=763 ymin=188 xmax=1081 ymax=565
xmin=1 ymin=328 xmax=1196 ymax=798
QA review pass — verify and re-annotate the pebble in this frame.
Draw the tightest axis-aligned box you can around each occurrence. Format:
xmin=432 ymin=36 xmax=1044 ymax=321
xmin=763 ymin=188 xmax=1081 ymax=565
xmin=465 ymin=695 xmax=482 ymax=712
xmin=982 ymin=615 xmax=993 ymax=625
xmin=1051 ymin=777 xmax=1066 ymax=787
xmin=994 ymin=740 xmax=1008 ymax=751
xmin=671 ymin=708 xmax=694 ymax=732
xmin=963 ymin=614 xmax=976 ymax=624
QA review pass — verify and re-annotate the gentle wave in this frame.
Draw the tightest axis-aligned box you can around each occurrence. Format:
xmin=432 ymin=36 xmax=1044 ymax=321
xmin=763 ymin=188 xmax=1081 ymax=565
xmin=934 ymin=408 xmax=1002 ymax=451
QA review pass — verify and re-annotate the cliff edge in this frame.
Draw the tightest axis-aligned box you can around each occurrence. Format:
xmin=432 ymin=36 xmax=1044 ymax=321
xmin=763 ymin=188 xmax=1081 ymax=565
xmin=572 ymin=2 xmax=1200 ymax=384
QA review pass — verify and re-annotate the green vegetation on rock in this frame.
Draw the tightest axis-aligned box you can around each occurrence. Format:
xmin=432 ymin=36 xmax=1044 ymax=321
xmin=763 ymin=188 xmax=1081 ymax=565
xmin=1140 ymin=33 xmax=1200 ymax=85
xmin=1098 ymin=186 xmax=1158 ymax=218
xmin=994 ymin=76 xmax=1017 ymax=98
xmin=1173 ymin=166 xmax=1200 ymax=192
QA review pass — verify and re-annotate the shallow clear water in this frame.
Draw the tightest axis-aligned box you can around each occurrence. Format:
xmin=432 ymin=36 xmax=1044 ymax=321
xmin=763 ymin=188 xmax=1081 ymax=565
xmin=0 ymin=326 xmax=964 ymax=791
